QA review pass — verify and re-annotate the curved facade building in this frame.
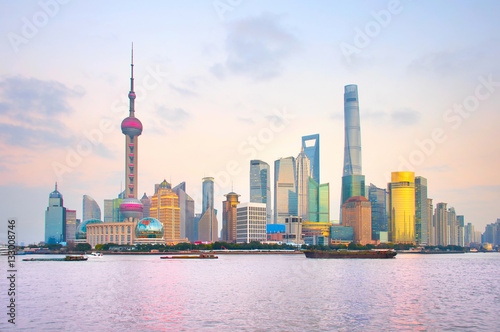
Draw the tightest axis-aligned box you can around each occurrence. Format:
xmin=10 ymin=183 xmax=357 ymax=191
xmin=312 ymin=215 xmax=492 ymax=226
xmin=75 ymin=218 xmax=102 ymax=240
xmin=202 ymin=177 xmax=214 ymax=215
xmin=83 ymin=195 xmax=101 ymax=221
xmin=136 ymin=218 xmax=164 ymax=239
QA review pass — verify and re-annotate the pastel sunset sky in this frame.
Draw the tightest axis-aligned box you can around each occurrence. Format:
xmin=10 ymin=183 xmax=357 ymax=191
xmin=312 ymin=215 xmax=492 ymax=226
xmin=1 ymin=0 xmax=499 ymax=244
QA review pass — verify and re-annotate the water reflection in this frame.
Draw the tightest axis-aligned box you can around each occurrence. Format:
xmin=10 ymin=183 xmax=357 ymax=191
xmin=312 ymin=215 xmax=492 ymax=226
xmin=0 ymin=253 xmax=499 ymax=331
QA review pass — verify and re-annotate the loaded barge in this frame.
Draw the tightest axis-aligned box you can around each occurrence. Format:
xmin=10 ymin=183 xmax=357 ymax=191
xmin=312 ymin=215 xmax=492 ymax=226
xmin=23 ymin=255 xmax=88 ymax=261
xmin=303 ymin=250 xmax=397 ymax=259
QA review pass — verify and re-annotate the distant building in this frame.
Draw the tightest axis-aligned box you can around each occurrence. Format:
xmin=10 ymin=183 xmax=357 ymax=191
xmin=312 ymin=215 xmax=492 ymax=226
xmin=198 ymin=209 xmax=218 ymax=243
xmin=308 ymin=178 xmax=330 ymax=223
xmin=222 ymin=192 xmax=240 ymax=242
xmin=149 ymin=180 xmax=181 ymax=243
xmin=296 ymin=147 xmax=311 ymax=221
xmin=456 ymin=215 xmax=465 ymax=247
xmin=250 ymin=160 xmax=272 ymax=224
xmin=66 ymin=209 xmax=77 ymax=243
xmin=388 ymin=172 xmax=415 ymax=244
xmin=45 ymin=183 xmax=66 ymax=244
xmin=284 ymin=216 xmax=303 ymax=245
xmin=302 ymin=221 xmax=332 ymax=245
xmin=448 ymin=207 xmax=458 ymax=246
xmin=135 ymin=217 xmax=164 ymax=245
xmin=173 ymin=182 xmax=195 ymax=242
xmin=435 ymin=203 xmax=448 ymax=246
xmin=427 ymin=199 xmax=434 ymax=245
xmin=368 ymin=183 xmax=388 ymax=241
xmin=415 ymin=176 xmax=428 ymax=245
xmin=103 ymin=196 xmax=124 ymax=223
xmin=236 ymin=202 xmax=267 ymax=243
xmin=274 ymin=157 xmax=297 ymax=224
xmin=83 ymin=195 xmax=101 ymax=222
xmin=342 ymin=196 xmax=372 ymax=245
xmin=330 ymin=226 xmax=354 ymax=244
xmin=140 ymin=193 xmax=151 ymax=218
xmin=267 ymin=224 xmax=285 ymax=242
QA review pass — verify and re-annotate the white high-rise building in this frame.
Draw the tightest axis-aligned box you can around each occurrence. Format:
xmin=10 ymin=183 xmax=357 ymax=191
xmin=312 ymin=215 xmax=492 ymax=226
xmin=236 ymin=202 xmax=267 ymax=243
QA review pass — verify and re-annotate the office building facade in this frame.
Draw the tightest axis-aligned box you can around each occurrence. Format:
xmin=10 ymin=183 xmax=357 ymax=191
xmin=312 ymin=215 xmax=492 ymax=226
xmin=250 ymin=160 xmax=272 ymax=224
xmin=388 ymin=172 xmax=415 ymax=244
xmin=236 ymin=202 xmax=267 ymax=243
xmin=274 ymin=157 xmax=297 ymax=224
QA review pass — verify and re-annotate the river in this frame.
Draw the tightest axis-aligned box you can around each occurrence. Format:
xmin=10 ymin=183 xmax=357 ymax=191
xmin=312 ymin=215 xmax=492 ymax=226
xmin=1 ymin=252 xmax=499 ymax=331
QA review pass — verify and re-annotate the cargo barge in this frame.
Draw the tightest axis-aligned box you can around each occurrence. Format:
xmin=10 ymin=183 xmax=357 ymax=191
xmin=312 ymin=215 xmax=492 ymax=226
xmin=303 ymin=250 xmax=397 ymax=259
xmin=23 ymin=255 xmax=88 ymax=261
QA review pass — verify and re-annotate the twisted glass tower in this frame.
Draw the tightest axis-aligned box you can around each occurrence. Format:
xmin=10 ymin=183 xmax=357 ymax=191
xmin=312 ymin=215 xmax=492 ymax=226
xmin=341 ymin=85 xmax=365 ymax=217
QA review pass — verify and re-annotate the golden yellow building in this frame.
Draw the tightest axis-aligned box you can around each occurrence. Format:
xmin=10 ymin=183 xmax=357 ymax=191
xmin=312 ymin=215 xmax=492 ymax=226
xmin=388 ymin=172 xmax=415 ymax=244
xmin=150 ymin=180 xmax=181 ymax=243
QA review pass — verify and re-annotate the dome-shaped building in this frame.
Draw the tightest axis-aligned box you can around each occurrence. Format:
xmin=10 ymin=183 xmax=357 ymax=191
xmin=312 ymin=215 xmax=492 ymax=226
xmin=119 ymin=197 xmax=143 ymax=221
xmin=75 ymin=219 xmax=103 ymax=241
xmin=135 ymin=217 xmax=164 ymax=244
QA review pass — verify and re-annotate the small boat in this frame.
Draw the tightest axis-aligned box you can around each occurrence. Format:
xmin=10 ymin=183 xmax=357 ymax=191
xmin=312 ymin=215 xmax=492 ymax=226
xmin=23 ymin=255 xmax=88 ymax=262
xmin=303 ymin=249 xmax=397 ymax=259
xmin=160 ymin=253 xmax=218 ymax=259
xmin=86 ymin=252 xmax=104 ymax=258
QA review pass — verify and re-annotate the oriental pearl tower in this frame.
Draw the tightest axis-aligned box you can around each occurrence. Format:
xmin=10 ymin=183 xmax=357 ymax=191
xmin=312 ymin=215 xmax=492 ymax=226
xmin=119 ymin=46 xmax=144 ymax=221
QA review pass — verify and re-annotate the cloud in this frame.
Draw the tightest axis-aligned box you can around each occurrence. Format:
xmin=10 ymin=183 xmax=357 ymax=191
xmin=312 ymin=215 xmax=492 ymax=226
xmin=331 ymin=108 xmax=420 ymax=126
xmin=0 ymin=76 xmax=84 ymax=148
xmin=211 ymin=13 xmax=300 ymax=81
xmin=153 ymin=106 xmax=191 ymax=131
xmin=390 ymin=108 xmax=421 ymax=125
xmin=169 ymin=84 xmax=197 ymax=97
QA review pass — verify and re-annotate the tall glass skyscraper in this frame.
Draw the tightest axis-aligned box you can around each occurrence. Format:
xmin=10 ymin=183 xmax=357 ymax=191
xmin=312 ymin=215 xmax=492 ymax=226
xmin=45 ymin=183 xmax=67 ymax=244
xmin=302 ymin=134 xmax=320 ymax=184
xmin=202 ymin=177 xmax=214 ymax=215
xmin=435 ymin=202 xmax=448 ymax=246
xmin=368 ymin=183 xmax=388 ymax=240
xmin=82 ymin=195 xmax=101 ymax=222
xmin=274 ymin=157 xmax=296 ymax=224
xmin=415 ymin=176 xmax=428 ymax=245
xmin=295 ymin=147 xmax=311 ymax=221
xmin=308 ymin=178 xmax=330 ymax=222
xmin=250 ymin=160 xmax=271 ymax=224
xmin=388 ymin=172 xmax=415 ymax=244
xmin=340 ymin=85 xmax=365 ymax=217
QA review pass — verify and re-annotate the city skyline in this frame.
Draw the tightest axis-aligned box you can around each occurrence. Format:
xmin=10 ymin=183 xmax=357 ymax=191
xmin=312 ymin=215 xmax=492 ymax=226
xmin=1 ymin=1 xmax=500 ymax=244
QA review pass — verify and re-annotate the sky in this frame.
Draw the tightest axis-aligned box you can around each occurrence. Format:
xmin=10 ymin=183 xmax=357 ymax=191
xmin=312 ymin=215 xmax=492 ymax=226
xmin=1 ymin=0 xmax=499 ymax=245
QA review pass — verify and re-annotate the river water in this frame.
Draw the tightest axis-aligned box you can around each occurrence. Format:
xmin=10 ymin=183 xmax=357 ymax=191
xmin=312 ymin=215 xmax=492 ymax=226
xmin=1 ymin=253 xmax=499 ymax=331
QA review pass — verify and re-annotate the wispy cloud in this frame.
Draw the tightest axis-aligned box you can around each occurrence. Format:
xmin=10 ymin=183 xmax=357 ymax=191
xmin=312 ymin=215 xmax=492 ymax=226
xmin=332 ymin=108 xmax=421 ymax=127
xmin=0 ymin=76 xmax=84 ymax=148
xmin=211 ymin=13 xmax=300 ymax=81
xmin=149 ymin=106 xmax=191 ymax=132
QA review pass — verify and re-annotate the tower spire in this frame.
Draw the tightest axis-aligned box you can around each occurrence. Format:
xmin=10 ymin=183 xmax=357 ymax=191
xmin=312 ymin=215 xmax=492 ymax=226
xmin=128 ymin=42 xmax=136 ymax=117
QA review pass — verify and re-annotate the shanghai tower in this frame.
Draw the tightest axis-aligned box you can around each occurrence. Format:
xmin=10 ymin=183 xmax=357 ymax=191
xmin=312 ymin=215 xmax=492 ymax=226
xmin=340 ymin=84 xmax=365 ymax=217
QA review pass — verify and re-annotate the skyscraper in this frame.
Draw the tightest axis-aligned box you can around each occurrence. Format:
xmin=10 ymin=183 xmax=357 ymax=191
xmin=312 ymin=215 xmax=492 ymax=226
xmin=65 ymin=209 xmax=77 ymax=243
xmin=236 ymin=202 xmax=267 ymax=243
xmin=435 ymin=202 xmax=448 ymax=246
xmin=415 ymin=176 xmax=428 ymax=245
xmin=448 ymin=207 xmax=457 ymax=246
xmin=140 ymin=193 xmax=151 ymax=218
xmin=342 ymin=196 xmax=372 ymax=245
xmin=457 ymin=215 xmax=465 ymax=247
xmin=45 ymin=183 xmax=66 ymax=244
xmin=119 ymin=46 xmax=144 ymax=222
xmin=173 ymin=182 xmax=195 ymax=241
xmin=368 ymin=183 xmax=388 ymax=241
xmin=202 ymin=177 xmax=214 ymax=215
xmin=82 ymin=195 xmax=101 ymax=222
xmin=427 ymin=198 xmax=434 ymax=245
xmin=199 ymin=177 xmax=218 ymax=242
xmin=222 ymin=192 xmax=240 ymax=242
xmin=340 ymin=85 xmax=365 ymax=217
xmin=296 ymin=147 xmax=311 ymax=221
xmin=302 ymin=134 xmax=320 ymax=184
xmin=250 ymin=160 xmax=271 ymax=224
xmin=274 ymin=157 xmax=297 ymax=224
xmin=149 ymin=180 xmax=181 ymax=243
xmin=308 ymin=178 xmax=330 ymax=222
xmin=388 ymin=172 xmax=415 ymax=244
